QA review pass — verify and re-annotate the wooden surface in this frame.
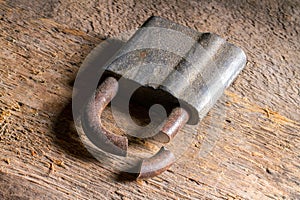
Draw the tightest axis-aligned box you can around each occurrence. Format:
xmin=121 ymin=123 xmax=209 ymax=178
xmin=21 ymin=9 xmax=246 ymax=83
xmin=0 ymin=0 xmax=300 ymax=199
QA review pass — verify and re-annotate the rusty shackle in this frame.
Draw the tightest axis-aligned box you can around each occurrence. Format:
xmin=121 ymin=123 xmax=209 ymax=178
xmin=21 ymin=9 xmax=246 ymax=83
xmin=82 ymin=76 xmax=187 ymax=179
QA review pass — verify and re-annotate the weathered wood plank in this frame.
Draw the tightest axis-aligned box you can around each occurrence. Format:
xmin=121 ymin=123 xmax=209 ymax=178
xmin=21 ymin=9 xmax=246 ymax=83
xmin=0 ymin=0 xmax=299 ymax=199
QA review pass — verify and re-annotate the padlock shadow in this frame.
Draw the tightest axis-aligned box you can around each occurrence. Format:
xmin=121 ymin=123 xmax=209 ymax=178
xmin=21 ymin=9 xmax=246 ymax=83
xmin=52 ymin=37 xmax=173 ymax=166
xmin=52 ymin=38 xmax=125 ymax=162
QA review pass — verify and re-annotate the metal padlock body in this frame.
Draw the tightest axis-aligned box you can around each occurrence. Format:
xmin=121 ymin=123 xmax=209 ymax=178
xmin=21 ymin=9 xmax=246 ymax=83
xmin=103 ymin=17 xmax=247 ymax=125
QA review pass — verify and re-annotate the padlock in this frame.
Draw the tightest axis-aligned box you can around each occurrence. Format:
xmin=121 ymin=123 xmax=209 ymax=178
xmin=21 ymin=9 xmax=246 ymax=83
xmin=81 ymin=16 xmax=247 ymax=179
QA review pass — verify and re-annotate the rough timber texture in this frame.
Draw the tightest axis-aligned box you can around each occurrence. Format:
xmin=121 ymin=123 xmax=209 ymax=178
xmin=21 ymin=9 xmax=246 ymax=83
xmin=0 ymin=0 xmax=299 ymax=199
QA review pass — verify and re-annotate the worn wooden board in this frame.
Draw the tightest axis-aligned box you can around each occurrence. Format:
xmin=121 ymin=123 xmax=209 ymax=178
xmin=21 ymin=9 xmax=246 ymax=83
xmin=0 ymin=0 xmax=299 ymax=199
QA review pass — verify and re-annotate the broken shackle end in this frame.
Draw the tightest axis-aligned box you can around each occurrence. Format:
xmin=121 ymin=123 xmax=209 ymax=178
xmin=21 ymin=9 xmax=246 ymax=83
xmin=137 ymin=146 xmax=175 ymax=180
xmin=153 ymin=107 xmax=189 ymax=143
xmin=134 ymin=109 xmax=189 ymax=179
xmin=82 ymin=76 xmax=128 ymax=156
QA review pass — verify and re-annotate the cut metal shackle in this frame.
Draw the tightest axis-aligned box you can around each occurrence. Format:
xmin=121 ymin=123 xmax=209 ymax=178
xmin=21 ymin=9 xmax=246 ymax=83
xmin=81 ymin=77 xmax=188 ymax=178
xmin=81 ymin=77 xmax=128 ymax=156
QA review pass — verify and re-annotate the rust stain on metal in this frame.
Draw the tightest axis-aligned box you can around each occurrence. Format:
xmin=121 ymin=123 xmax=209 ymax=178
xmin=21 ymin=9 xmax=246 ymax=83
xmin=137 ymin=146 xmax=175 ymax=180
xmin=153 ymin=107 xmax=189 ymax=143
xmin=82 ymin=77 xmax=128 ymax=156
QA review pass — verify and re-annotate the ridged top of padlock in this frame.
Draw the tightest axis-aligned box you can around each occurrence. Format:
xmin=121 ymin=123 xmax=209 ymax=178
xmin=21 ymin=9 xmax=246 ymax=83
xmin=104 ymin=16 xmax=247 ymax=125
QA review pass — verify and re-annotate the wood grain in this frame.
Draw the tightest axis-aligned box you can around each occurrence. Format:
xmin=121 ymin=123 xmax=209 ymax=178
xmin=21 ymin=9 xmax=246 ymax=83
xmin=0 ymin=0 xmax=299 ymax=199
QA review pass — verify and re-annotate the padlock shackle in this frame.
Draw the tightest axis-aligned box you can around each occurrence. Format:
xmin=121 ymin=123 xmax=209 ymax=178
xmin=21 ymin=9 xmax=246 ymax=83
xmin=81 ymin=77 xmax=128 ymax=156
